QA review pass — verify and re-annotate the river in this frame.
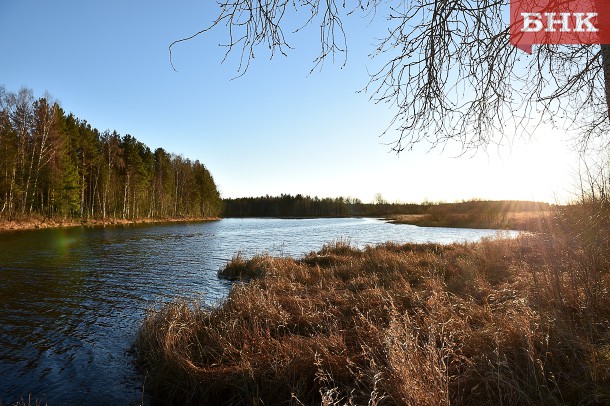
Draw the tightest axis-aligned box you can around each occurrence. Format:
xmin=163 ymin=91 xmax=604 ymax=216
xmin=0 ymin=218 xmax=516 ymax=404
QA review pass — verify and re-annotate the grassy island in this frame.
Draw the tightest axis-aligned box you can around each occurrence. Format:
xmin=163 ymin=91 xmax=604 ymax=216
xmin=136 ymin=205 xmax=609 ymax=405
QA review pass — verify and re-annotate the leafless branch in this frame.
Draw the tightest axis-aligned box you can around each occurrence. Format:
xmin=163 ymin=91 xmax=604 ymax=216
xmin=173 ymin=0 xmax=610 ymax=155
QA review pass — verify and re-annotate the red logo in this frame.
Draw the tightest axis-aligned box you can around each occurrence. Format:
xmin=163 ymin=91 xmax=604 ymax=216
xmin=510 ymin=0 xmax=610 ymax=53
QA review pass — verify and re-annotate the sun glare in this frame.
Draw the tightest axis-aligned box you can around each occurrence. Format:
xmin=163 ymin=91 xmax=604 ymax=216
xmin=497 ymin=130 xmax=577 ymax=203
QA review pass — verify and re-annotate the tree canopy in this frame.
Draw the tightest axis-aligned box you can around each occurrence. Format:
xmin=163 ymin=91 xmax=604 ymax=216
xmin=0 ymin=86 xmax=223 ymax=221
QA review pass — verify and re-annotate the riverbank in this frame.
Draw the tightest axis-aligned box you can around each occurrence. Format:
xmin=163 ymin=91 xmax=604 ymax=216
xmin=136 ymin=207 xmax=609 ymax=405
xmin=386 ymin=210 xmax=555 ymax=231
xmin=0 ymin=211 xmax=542 ymax=233
xmin=0 ymin=216 xmax=220 ymax=232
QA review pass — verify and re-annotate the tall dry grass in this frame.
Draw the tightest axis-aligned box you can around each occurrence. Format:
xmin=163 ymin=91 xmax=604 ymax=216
xmin=136 ymin=209 xmax=610 ymax=405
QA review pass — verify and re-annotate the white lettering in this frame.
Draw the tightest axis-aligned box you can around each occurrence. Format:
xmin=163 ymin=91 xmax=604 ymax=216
xmin=574 ymin=12 xmax=598 ymax=32
xmin=522 ymin=13 xmax=543 ymax=32
xmin=545 ymin=13 xmax=571 ymax=32
xmin=520 ymin=12 xmax=600 ymax=34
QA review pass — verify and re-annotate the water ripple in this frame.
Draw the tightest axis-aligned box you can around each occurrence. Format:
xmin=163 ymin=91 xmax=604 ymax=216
xmin=0 ymin=218 xmax=515 ymax=404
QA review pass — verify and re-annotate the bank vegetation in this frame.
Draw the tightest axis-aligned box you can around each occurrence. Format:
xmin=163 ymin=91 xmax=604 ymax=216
xmin=224 ymin=195 xmax=551 ymax=230
xmin=137 ymin=203 xmax=609 ymax=405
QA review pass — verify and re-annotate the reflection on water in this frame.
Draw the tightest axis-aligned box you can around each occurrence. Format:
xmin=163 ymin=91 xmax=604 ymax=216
xmin=0 ymin=218 xmax=515 ymax=404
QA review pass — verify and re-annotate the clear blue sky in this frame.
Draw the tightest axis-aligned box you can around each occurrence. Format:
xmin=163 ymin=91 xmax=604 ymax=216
xmin=0 ymin=0 xmax=579 ymax=203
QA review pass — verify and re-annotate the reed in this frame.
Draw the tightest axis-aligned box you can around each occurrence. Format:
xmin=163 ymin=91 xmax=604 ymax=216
xmin=137 ymin=209 xmax=610 ymax=405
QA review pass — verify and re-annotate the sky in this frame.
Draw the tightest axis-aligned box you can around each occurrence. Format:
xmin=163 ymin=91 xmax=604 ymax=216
xmin=0 ymin=0 xmax=582 ymax=204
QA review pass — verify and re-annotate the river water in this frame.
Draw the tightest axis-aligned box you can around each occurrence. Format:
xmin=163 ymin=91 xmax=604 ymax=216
xmin=0 ymin=218 xmax=515 ymax=404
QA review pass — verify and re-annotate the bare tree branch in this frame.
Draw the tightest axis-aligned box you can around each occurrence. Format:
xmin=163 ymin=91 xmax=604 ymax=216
xmin=173 ymin=0 xmax=610 ymax=155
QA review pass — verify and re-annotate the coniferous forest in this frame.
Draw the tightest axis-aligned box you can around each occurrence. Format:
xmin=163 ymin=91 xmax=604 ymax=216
xmin=223 ymin=194 xmax=549 ymax=221
xmin=0 ymin=86 xmax=222 ymax=221
xmin=223 ymin=194 xmax=427 ymax=217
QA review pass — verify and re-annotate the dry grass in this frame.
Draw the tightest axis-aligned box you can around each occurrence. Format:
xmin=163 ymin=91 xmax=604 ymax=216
xmin=0 ymin=216 xmax=220 ymax=232
xmin=137 ymin=209 xmax=610 ymax=405
xmin=388 ymin=204 xmax=556 ymax=231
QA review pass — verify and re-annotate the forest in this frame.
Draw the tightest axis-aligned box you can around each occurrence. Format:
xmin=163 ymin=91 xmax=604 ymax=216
xmin=223 ymin=194 xmax=427 ymax=217
xmin=0 ymin=86 xmax=222 ymax=222
xmin=223 ymin=194 xmax=550 ymax=222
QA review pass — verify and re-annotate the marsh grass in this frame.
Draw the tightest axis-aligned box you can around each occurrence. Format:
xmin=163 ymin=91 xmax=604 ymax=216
xmin=137 ymin=211 xmax=610 ymax=405
xmin=389 ymin=201 xmax=556 ymax=231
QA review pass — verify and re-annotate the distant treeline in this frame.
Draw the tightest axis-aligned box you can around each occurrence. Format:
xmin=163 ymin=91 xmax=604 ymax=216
xmin=225 ymin=194 xmax=426 ymax=217
xmin=0 ymin=86 xmax=222 ymax=220
xmin=223 ymin=194 xmax=551 ymax=218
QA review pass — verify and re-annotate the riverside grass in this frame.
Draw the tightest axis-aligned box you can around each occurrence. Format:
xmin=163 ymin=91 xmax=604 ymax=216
xmin=136 ymin=211 xmax=610 ymax=405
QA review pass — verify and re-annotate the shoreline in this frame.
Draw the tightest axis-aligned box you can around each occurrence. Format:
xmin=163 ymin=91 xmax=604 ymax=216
xmin=0 ymin=211 xmax=553 ymax=233
xmin=137 ymin=230 xmax=609 ymax=405
xmin=0 ymin=216 xmax=220 ymax=232
xmin=0 ymin=212 xmax=551 ymax=233
xmin=385 ymin=210 xmax=555 ymax=231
